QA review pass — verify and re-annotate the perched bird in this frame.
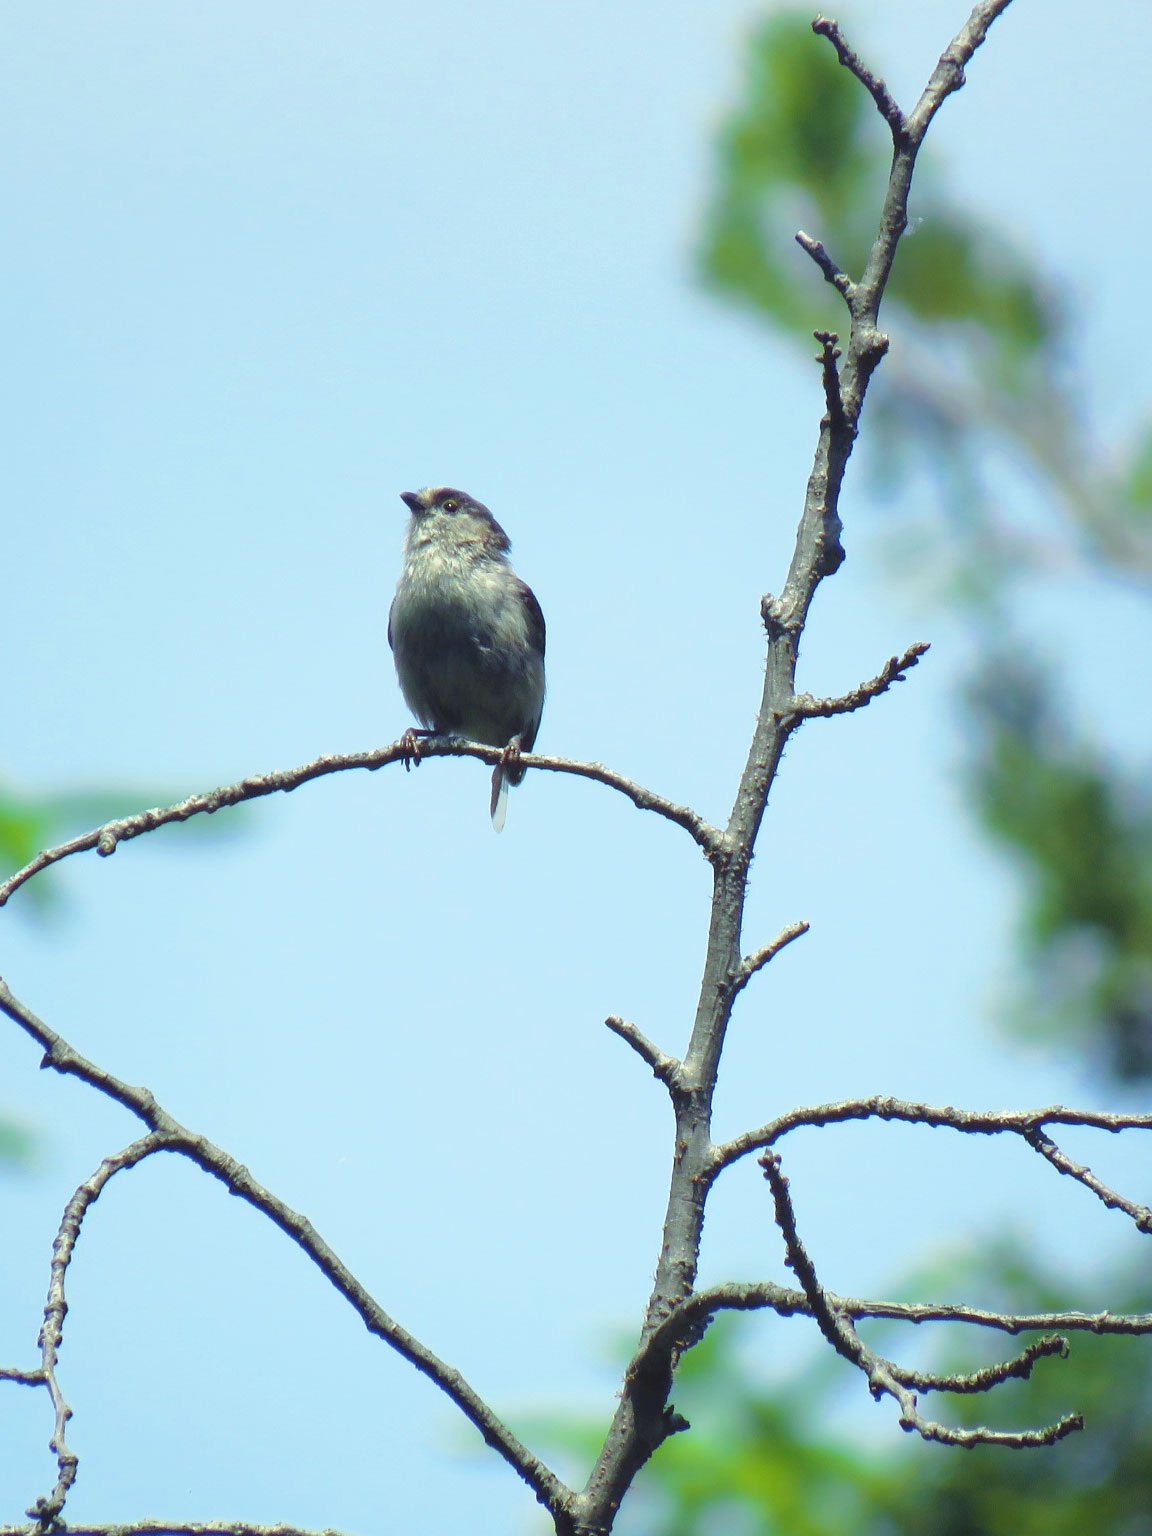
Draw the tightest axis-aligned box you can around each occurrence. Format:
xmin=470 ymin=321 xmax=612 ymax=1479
xmin=388 ymin=486 xmax=546 ymax=831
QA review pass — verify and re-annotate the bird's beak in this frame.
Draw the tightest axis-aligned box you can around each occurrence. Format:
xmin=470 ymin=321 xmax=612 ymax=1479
xmin=400 ymin=490 xmax=423 ymax=514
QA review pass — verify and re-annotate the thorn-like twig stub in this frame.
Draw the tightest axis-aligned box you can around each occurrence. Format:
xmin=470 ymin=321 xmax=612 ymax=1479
xmin=813 ymin=331 xmax=845 ymax=429
xmin=760 ymin=593 xmax=787 ymax=638
xmin=731 ymin=921 xmax=810 ymax=1000
xmin=605 ymin=1016 xmax=682 ymax=1092
xmin=795 ymin=231 xmax=854 ymax=301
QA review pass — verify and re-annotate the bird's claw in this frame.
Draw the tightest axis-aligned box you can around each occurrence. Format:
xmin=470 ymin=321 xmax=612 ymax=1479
xmin=499 ymin=736 xmax=524 ymax=774
xmin=399 ymin=727 xmax=432 ymax=772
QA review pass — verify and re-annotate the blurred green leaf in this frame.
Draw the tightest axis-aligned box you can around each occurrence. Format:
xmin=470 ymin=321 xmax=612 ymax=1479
xmin=0 ymin=1115 xmax=35 ymax=1168
xmin=970 ymin=659 xmax=1152 ymax=1079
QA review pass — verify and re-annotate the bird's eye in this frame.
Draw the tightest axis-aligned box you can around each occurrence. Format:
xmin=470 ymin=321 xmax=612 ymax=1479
xmin=443 ymin=498 xmax=459 ymax=512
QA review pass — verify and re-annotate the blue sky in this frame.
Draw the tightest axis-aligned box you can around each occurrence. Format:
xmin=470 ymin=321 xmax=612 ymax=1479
xmin=2 ymin=2 xmax=1151 ymax=1532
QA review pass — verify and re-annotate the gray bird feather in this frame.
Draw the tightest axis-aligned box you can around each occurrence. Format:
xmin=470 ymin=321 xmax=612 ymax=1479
xmin=389 ymin=486 xmax=546 ymax=830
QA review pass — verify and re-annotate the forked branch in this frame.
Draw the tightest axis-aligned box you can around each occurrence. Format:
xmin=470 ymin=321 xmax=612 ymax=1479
xmin=760 ymin=1150 xmax=1083 ymax=1447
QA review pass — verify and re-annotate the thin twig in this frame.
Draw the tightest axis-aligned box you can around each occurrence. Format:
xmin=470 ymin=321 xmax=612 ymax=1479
xmin=795 ymin=232 xmax=854 ymax=299
xmin=760 ymin=1151 xmax=857 ymax=1356
xmin=792 ymin=641 xmax=931 ymax=718
xmin=843 ymin=1296 xmax=1152 ymax=1334
xmin=906 ymin=0 xmax=1016 ymax=145
xmin=812 ymin=15 xmax=907 ymax=141
xmin=1022 ymin=1126 xmax=1152 ymax=1233
xmin=604 ymin=1017 xmax=681 ymax=1090
xmin=882 ymin=1334 xmax=1069 ymax=1394
xmin=0 ymin=742 xmax=722 ymax=909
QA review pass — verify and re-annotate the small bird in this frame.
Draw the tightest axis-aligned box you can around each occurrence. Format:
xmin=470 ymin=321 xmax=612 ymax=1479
xmin=388 ymin=486 xmax=546 ymax=831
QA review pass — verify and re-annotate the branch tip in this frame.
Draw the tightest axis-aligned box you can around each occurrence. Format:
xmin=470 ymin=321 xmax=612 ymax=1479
xmin=812 ymin=15 xmax=908 ymax=141
xmin=793 ymin=640 xmax=930 ymax=719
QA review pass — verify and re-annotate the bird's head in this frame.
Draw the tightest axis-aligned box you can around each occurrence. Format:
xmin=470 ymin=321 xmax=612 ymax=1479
xmin=400 ymin=486 xmax=511 ymax=557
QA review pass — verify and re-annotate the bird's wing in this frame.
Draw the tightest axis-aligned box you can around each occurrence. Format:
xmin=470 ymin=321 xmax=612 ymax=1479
xmin=518 ymin=579 xmax=546 ymax=659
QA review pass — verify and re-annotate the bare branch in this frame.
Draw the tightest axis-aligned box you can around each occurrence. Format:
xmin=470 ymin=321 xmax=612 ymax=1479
xmin=0 ymin=979 xmax=574 ymax=1523
xmin=25 ymin=1136 xmax=167 ymax=1526
xmin=792 ymin=641 xmax=931 ymax=718
xmin=812 ymin=15 xmax=908 ymax=141
xmin=652 ymin=1279 xmax=1152 ymax=1345
xmin=0 ymin=741 xmax=723 ymax=909
xmin=715 ymin=1094 xmax=1152 ymax=1177
xmin=604 ymin=1017 xmax=681 ymax=1090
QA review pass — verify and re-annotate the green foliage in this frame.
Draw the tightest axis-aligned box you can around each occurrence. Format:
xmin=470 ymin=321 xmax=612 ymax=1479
xmin=0 ymin=1116 xmax=35 ymax=1168
xmin=1124 ymin=421 xmax=1152 ymax=513
xmin=970 ymin=660 xmax=1152 ymax=1078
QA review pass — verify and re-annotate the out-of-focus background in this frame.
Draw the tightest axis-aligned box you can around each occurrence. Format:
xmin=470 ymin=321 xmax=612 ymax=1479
xmin=3 ymin=3 xmax=1151 ymax=1532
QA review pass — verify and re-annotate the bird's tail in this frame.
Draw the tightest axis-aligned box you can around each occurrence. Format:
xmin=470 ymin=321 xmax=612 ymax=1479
xmin=490 ymin=734 xmax=531 ymax=832
xmin=490 ymin=764 xmax=509 ymax=833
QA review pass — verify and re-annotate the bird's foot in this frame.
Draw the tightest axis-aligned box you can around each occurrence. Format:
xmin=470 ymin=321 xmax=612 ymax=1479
xmin=499 ymin=735 xmax=525 ymax=776
xmin=399 ymin=727 xmax=435 ymax=772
